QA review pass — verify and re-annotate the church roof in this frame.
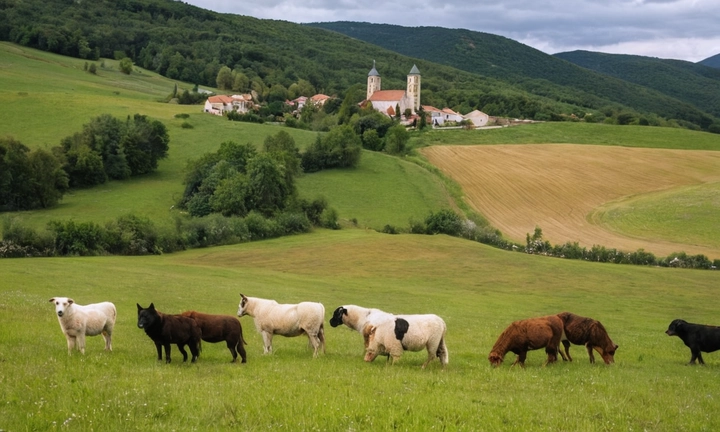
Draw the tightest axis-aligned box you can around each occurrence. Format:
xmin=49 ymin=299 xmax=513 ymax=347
xmin=369 ymin=90 xmax=406 ymax=102
xmin=368 ymin=60 xmax=380 ymax=77
xmin=408 ymin=64 xmax=420 ymax=75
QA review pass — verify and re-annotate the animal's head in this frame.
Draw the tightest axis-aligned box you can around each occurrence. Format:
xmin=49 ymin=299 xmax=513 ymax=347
xmin=137 ymin=303 xmax=159 ymax=329
xmin=591 ymin=322 xmax=619 ymax=364
xmin=329 ymin=306 xmax=348 ymax=327
xmin=49 ymin=297 xmax=74 ymax=317
xmin=237 ymin=294 xmax=250 ymax=317
xmin=488 ymin=351 xmax=504 ymax=367
xmin=594 ymin=344 xmax=619 ymax=364
xmin=363 ymin=325 xmax=379 ymax=361
xmin=666 ymin=319 xmax=687 ymax=336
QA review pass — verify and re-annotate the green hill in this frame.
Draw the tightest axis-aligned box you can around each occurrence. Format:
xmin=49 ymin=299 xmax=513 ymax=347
xmin=555 ymin=50 xmax=720 ymax=118
xmin=700 ymin=53 xmax=720 ymax=69
xmin=307 ymin=22 xmax=717 ymax=129
xmin=1 ymin=0 xmax=716 ymax=129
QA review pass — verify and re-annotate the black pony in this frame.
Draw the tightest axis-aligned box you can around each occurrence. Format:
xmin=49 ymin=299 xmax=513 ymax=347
xmin=137 ymin=303 xmax=201 ymax=363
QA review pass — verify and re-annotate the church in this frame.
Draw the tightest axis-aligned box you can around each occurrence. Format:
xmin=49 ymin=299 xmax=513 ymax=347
xmin=363 ymin=61 xmax=421 ymax=117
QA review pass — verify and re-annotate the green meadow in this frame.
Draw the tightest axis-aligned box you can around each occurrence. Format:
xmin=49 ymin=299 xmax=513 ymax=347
xmin=2 ymin=231 xmax=720 ymax=431
xmin=2 ymin=43 xmax=720 ymax=431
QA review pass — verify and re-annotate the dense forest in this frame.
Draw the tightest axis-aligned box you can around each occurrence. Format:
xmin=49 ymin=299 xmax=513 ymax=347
xmin=700 ymin=53 xmax=720 ymax=69
xmin=555 ymin=51 xmax=720 ymax=119
xmin=1 ymin=0 xmax=718 ymax=129
xmin=309 ymin=22 xmax=719 ymax=130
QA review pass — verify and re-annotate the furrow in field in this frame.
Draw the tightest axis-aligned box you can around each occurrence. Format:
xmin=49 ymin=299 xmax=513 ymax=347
xmin=421 ymin=144 xmax=720 ymax=257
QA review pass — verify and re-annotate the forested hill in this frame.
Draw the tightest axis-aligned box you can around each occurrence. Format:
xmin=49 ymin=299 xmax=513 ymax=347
xmin=0 ymin=1 xmax=716 ymax=129
xmin=307 ymin=21 xmax=717 ymax=130
xmin=700 ymin=53 xmax=720 ymax=69
xmin=555 ymin=50 xmax=720 ymax=118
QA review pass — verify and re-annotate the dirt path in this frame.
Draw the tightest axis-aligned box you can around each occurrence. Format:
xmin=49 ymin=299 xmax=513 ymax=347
xmin=421 ymin=144 xmax=720 ymax=257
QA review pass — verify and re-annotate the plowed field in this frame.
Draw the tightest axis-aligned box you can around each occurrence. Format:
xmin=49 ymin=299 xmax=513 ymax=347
xmin=421 ymin=144 xmax=720 ymax=257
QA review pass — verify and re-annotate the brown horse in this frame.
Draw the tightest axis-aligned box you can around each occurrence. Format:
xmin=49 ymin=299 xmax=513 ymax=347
xmin=137 ymin=303 xmax=201 ymax=363
xmin=181 ymin=311 xmax=247 ymax=363
xmin=557 ymin=312 xmax=618 ymax=364
xmin=488 ymin=315 xmax=563 ymax=367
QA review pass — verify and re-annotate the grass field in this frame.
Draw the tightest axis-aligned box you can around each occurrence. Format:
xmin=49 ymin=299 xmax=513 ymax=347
xmin=2 ymin=230 xmax=720 ymax=431
xmin=3 ymin=43 xmax=720 ymax=431
xmin=422 ymin=144 xmax=720 ymax=258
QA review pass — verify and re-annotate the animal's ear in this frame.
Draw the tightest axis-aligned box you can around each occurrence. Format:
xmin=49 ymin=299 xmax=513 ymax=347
xmin=137 ymin=303 xmax=142 ymax=311
xmin=614 ymin=344 xmax=619 ymax=350
xmin=67 ymin=299 xmax=74 ymax=305
xmin=49 ymin=298 xmax=55 ymax=303
xmin=149 ymin=303 xmax=155 ymax=310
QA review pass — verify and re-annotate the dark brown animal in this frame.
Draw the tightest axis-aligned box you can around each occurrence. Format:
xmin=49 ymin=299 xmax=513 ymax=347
xmin=557 ymin=312 xmax=618 ymax=364
xmin=137 ymin=303 xmax=202 ymax=363
xmin=181 ymin=311 xmax=247 ymax=363
xmin=488 ymin=315 xmax=563 ymax=367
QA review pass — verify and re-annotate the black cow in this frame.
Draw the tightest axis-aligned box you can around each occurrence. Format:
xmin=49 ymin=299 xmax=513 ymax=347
xmin=666 ymin=319 xmax=720 ymax=365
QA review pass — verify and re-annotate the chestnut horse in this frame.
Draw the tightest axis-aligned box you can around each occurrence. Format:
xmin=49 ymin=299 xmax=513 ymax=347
xmin=557 ymin=312 xmax=618 ymax=364
xmin=181 ymin=311 xmax=247 ymax=363
xmin=488 ymin=315 xmax=563 ymax=367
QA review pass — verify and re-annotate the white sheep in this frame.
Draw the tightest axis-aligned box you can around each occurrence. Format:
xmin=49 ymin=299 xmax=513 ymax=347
xmin=329 ymin=304 xmax=394 ymax=333
xmin=49 ymin=297 xmax=116 ymax=355
xmin=363 ymin=315 xmax=449 ymax=369
xmin=237 ymin=294 xmax=325 ymax=357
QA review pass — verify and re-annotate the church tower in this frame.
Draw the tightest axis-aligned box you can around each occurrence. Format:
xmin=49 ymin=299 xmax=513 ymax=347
xmin=367 ymin=60 xmax=381 ymax=101
xmin=406 ymin=64 xmax=421 ymax=112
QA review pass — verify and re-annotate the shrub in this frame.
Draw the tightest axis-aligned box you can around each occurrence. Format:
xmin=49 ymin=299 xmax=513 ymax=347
xmin=244 ymin=211 xmax=281 ymax=240
xmin=320 ymin=207 xmax=340 ymax=230
xmin=425 ymin=209 xmax=463 ymax=236
xmin=275 ymin=212 xmax=312 ymax=235
xmin=382 ymin=224 xmax=398 ymax=234
xmin=47 ymin=220 xmax=106 ymax=256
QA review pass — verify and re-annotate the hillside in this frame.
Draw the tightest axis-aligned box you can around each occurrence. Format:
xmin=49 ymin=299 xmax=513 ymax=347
xmin=555 ymin=50 xmax=720 ymax=118
xmin=700 ymin=53 xmax=720 ymax=69
xmin=307 ymin=21 xmax=717 ymax=129
xmin=0 ymin=0 xmax=716 ymax=129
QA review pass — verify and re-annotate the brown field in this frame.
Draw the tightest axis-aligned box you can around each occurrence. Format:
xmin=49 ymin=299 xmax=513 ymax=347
xmin=421 ymin=144 xmax=720 ymax=257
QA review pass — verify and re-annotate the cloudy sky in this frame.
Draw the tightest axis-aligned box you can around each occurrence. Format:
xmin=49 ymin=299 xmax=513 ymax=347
xmin=183 ymin=0 xmax=719 ymax=63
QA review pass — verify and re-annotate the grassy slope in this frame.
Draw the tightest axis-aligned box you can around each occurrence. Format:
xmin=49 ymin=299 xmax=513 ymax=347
xmin=0 ymin=42 xmax=451 ymax=229
xmin=2 ymin=230 xmax=719 ymax=430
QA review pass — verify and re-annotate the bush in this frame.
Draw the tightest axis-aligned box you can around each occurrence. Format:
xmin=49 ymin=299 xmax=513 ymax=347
xmin=425 ymin=209 xmax=463 ymax=236
xmin=276 ymin=212 xmax=312 ymax=235
xmin=320 ymin=207 xmax=340 ymax=230
xmin=382 ymin=224 xmax=399 ymax=234
xmin=104 ymin=214 xmax=160 ymax=255
xmin=47 ymin=220 xmax=106 ymax=256
xmin=244 ymin=211 xmax=281 ymax=240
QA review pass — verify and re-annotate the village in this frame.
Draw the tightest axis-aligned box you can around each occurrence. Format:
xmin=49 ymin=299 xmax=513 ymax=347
xmin=203 ymin=62 xmax=514 ymax=129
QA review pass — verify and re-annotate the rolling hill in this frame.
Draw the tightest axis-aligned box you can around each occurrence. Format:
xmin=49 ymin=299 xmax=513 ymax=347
xmin=700 ymin=53 xmax=720 ymax=69
xmin=0 ymin=0 xmax=716 ymax=129
xmin=307 ymin=21 xmax=718 ymax=129
xmin=555 ymin=50 xmax=720 ymax=118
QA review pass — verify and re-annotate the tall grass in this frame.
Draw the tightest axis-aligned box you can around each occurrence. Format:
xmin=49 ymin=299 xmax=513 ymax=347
xmin=1 ymin=230 xmax=719 ymax=430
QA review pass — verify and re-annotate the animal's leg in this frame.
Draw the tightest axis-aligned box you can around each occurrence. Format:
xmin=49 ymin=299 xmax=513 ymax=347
xmin=261 ymin=331 xmax=273 ymax=354
xmin=437 ymin=338 xmax=449 ymax=368
xmin=226 ymin=339 xmax=238 ymax=363
xmin=154 ymin=342 xmax=163 ymax=361
xmin=318 ymin=324 xmax=326 ymax=354
xmin=65 ymin=334 xmax=76 ymax=355
xmin=237 ymin=339 xmax=247 ymax=364
xmin=102 ymin=330 xmax=112 ymax=351
xmin=512 ymin=352 xmax=527 ymax=368
xmin=691 ymin=350 xmax=704 ymax=365
xmin=177 ymin=344 xmax=188 ymax=362
xmin=77 ymin=333 xmax=86 ymax=355
xmin=164 ymin=343 xmax=173 ymax=363
xmin=189 ymin=341 xmax=199 ymax=363
xmin=560 ymin=340 xmax=571 ymax=361
xmin=306 ymin=332 xmax=321 ymax=357
xmin=585 ymin=344 xmax=596 ymax=364
xmin=545 ymin=345 xmax=558 ymax=365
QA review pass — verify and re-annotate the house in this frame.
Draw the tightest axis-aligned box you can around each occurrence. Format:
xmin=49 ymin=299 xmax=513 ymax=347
xmin=204 ymin=94 xmax=254 ymax=115
xmin=310 ymin=94 xmax=331 ymax=106
xmin=362 ymin=61 xmax=421 ymax=117
xmin=463 ymin=110 xmax=490 ymax=127
xmin=441 ymin=107 xmax=464 ymax=123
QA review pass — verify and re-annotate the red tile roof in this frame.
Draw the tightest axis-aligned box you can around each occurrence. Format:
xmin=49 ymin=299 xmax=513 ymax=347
xmin=369 ymin=90 xmax=406 ymax=102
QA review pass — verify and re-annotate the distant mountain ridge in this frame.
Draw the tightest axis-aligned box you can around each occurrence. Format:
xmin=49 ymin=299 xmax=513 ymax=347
xmin=555 ymin=50 xmax=720 ymax=118
xmin=700 ymin=53 xmax=720 ymax=69
xmin=308 ymin=21 xmax=717 ymax=129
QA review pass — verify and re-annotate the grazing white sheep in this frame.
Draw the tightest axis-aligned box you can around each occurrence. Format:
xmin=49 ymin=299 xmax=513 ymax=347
xmin=363 ymin=315 xmax=448 ymax=369
xmin=237 ymin=294 xmax=325 ymax=357
xmin=49 ymin=297 xmax=116 ymax=355
xmin=329 ymin=305 xmax=394 ymax=332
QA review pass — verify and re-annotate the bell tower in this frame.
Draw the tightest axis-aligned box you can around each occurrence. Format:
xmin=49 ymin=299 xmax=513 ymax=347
xmin=367 ymin=60 xmax=381 ymax=100
xmin=406 ymin=64 xmax=421 ymax=112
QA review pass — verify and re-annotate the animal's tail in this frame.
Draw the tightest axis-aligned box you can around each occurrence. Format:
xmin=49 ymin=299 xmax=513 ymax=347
xmin=437 ymin=337 xmax=449 ymax=366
